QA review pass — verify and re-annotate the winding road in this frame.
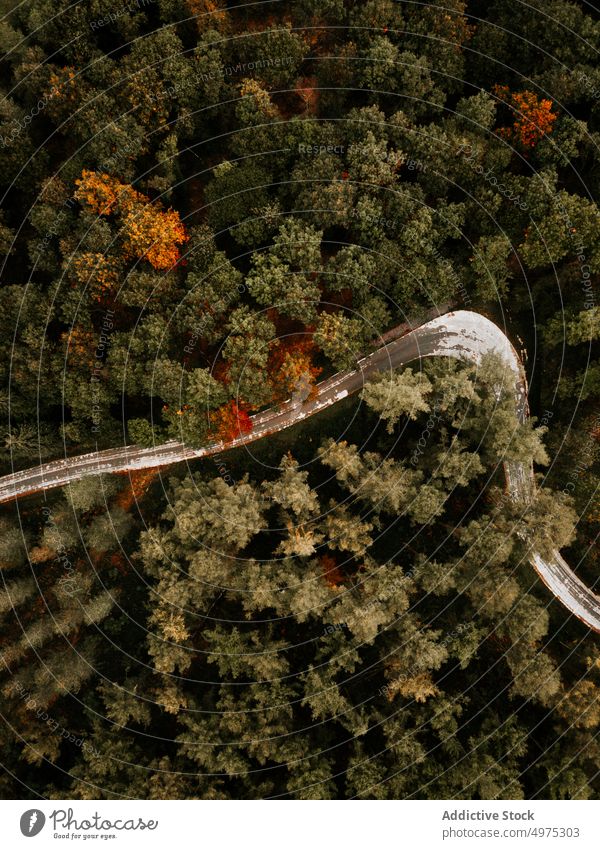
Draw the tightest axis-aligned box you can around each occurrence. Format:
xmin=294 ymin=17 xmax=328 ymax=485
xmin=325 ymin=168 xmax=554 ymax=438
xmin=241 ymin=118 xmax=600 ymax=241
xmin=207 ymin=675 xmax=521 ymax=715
xmin=1 ymin=310 xmax=599 ymax=632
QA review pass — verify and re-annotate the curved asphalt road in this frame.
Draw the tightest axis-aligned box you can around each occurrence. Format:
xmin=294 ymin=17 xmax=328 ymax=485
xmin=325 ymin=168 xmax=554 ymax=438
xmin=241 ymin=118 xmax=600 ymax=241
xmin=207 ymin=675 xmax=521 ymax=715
xmin=1 ymin=310 xmax=598 ymax=632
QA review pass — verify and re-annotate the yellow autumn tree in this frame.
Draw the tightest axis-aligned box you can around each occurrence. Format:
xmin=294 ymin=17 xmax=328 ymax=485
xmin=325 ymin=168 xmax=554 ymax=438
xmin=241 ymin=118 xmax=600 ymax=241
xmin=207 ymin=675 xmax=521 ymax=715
xmin=60 ymin=327 xmax=96 ymax=371
xmin=186 ymin=0 xmax=228 ymax=31
xmin=121 ymin=203 xmax=187 ymax=271
xmin=74 ymin=171 xmax=187 ymax=270
xmin=70 ymin=252 xmax=120 ymax=301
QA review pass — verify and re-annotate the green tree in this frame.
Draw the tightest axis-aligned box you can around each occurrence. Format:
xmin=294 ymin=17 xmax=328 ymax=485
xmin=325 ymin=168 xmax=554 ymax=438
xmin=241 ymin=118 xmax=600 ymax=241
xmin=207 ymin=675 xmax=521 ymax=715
xmin=363 ymin=367 xmax=433 ymax=432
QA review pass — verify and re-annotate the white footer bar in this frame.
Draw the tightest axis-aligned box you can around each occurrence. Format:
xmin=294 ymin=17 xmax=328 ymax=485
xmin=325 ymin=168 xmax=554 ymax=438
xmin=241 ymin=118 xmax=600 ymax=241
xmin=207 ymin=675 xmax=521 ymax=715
xmin=1 ymin=799 xmax=598 ymax=848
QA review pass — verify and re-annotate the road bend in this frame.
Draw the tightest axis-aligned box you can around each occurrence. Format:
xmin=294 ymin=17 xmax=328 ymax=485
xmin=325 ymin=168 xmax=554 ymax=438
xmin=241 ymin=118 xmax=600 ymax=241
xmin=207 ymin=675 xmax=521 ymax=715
xmin=1 ymin=310 xmax=598 ymax=632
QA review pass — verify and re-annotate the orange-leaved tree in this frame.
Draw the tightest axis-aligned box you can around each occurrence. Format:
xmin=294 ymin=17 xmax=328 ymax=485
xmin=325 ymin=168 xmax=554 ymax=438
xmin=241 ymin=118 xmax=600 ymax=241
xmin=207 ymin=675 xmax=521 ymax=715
xmin=493 ymin=85 xmax=557 ymax=149
xmin=186 ymin=0 xmax=228 ymax=30
xmin=61 ymin=327 xmax=96 ymax=370
xmin=267 ymin=338 xmax=322 ymax=403
xmin=74 ymin=170 xmax=187 ymax=270
xmin=319 ymin=554 xmax=345 ymax=589
xmin=209 ymin=400 xmax=253 ymax=443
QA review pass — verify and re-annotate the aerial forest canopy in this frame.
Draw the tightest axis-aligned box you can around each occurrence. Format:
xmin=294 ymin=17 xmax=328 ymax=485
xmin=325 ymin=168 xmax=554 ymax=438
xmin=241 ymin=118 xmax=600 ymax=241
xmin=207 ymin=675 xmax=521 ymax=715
xmin=0 ymin=0 xmax=598 ymax=800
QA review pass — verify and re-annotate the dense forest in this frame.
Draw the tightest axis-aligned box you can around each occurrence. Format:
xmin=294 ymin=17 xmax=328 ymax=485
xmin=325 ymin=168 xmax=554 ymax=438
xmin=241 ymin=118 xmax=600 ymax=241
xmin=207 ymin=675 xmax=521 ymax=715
xmin=0 ymin=0 xmax=599 ymax=799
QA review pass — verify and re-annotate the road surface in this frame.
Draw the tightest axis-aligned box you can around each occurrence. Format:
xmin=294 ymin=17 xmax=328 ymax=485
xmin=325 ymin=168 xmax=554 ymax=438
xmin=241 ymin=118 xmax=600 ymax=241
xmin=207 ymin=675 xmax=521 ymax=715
xmin=1 ymin=310 xmax=598 ymax=632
